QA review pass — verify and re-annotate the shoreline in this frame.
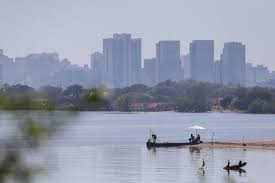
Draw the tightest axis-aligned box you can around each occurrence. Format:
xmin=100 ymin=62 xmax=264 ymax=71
xmin=191 ymin=141 xmax=275 ymax=150
xmin=1 ymin=110 xmax=275 ymax=115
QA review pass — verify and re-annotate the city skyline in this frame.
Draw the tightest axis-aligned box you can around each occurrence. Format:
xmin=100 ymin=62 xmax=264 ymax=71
xmin=2 ymin=33 xmax=275 ymax=88
xmin=0 ymin=0 xmax=275 ymax=70
xmin=1 ymin=2 xmax=275 ymax=183
xmin=0 ymin=36 xmax=273 ymax=72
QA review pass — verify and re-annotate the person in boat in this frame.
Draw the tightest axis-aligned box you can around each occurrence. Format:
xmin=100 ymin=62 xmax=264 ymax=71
xmin=226 ymin=160 xmax=230 ymax=168
xmin=152 ymin=134 xmax=157 ymax=143
xmin=193 ymin=134 xmax=201 ymax=144
xmin=197 ymin=134 xmax=201 ymax=142
xmin=189 ymin=133 xmax=195 ymax=143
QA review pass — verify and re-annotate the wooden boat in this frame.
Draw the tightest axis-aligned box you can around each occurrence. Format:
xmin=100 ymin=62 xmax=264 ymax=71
xmin=146 ymin=141 xmax=201 ymax=148
xmin=223 ymin=162 xmax=247 ymax=170
xmin=146 ymin=132 xmax=202 ymax=148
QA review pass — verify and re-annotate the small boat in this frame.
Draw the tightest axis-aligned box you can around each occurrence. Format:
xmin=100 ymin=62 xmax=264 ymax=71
xmin=223 ymin=162 xmax=247 ymax=170
xmin=146 ymin=132 xmax=202 ymax=148
xmin=146 ymin=141 xmax=201 ymax=148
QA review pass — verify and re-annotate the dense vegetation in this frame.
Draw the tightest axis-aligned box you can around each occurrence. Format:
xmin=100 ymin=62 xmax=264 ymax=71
xmin=1 ymin=80 xmax=275 ymax=113
xmin=111 ymin=80 xmax=275 ymax=113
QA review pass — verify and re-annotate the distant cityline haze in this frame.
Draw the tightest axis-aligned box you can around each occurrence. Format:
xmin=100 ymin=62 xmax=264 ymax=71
xmin=0 ymin=34 xmax=274 ymax=88
xmin=1 ymin=0 xmax=275 ymax=70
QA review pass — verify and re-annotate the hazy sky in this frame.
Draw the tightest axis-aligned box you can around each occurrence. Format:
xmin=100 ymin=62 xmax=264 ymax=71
xmin=0 ymin=0 xmax=274 ymax=70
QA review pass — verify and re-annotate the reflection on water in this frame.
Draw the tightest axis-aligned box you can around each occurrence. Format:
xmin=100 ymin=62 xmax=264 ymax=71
xmin=189 ymin=146 xmax=201 ymax=154
xmin=225 ymin=169 xmax=246 ymax=176
xmin=34 ymin=145 xmax=269 ymax=183
xmin=0 ymin=111 xmax=275 ymax=183
xmin=34 ymin=145 xmax=275 ymax=183
xmin=102 ymin=146 xmax=142 ymax=183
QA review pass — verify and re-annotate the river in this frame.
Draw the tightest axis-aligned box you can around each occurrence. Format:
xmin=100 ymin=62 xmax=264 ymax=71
xmin=1 ymin=111 xmax=275 ymax=183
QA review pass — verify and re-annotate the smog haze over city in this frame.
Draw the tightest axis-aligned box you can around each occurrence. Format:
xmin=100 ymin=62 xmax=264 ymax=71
xmin=0 ymin=0 xmax=274 ymax=69
xmin=2 ymin=1 xmax=275 ymax=183
xmin=0 ymin=0 xmax=275 ymax=89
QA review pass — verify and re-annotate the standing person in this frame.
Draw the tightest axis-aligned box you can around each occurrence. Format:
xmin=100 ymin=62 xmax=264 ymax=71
xmin=227 ymin=160 xmax=230 ymax=168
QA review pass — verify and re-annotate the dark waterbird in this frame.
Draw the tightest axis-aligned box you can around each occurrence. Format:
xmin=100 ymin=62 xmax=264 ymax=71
xmin=223 ymin=161 xmax=247 ymax=171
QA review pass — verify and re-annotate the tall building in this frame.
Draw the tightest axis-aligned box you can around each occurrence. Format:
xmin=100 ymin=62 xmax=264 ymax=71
xmin=221 ymin=42 xmax=246 ymax=86
xmin=245 ymin=63 xmax=255 ymax=87
xmin=0 ymin=49 xmax=13 ymax=84
xmin=156 ymin=41 xmax=181 ymax=83
xmin=190 ymin=40 xmax=214 ymax=83
xmin=181 ymin=54 xmax=190 ymax=80
xmin=0 ymin=50 xmax=4 ymax=86
xmin=254 ymin=65 xmax=269 ymax=84
xmin=0 ymin=64 xmax=3 ymax=86
xmin=131 ymin=39 xmax=142 ymax=85
xmin=213 ymin=60 xmax=222 ymax=84
xmin=270 ymin=71 xmax=275 ymax=80
xmin=143 ymin=58 xmax=157 ymax=86
xmin=91 ymin=52 xmax=104 ymax=85
xmin=103 ymin=34 xmax=141 ymax=88
xmin=0 ymin=49 xmax=95 ymax=88
xmin=14 ymin=52 xmax=60 ymax=87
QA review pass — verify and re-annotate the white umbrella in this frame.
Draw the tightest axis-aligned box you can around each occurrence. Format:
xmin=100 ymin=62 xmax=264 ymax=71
xmin=188 ymin=125 xmax=206 ymax=136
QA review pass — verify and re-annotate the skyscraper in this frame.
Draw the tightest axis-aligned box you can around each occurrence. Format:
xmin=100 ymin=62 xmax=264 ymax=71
xmin=270 ymin=71 xmax=275 ymax=81
xmin=91 ymin=52 xmax=104 ymax=85
xmin=213 ymin=60 xmax=222 ymax=84
xmin=190 ymin=40 xmax=214 ymax=83
xmin=254 ymin=65 xmax=269 ymax=84
xmin=221 ymin=42 xmax=246 ymax=86
xmin=0 ymin=49 xmax=13 ymax=84
xmin=245 ymin=63 xmax=255 ymax=87
xmin=156 ymin=41 xmax=181 ymax=83
xmin=0 ymin=49 xmax=3 ymax=85
xmin=14 ymin=52 xmax=60 ymax=87
xmin=103 ymin=34 xmax=141 ymax=88
xmin=143 ymin=58 xmax=157 ymax=86
xmin=181 ymin=54 xmax=190 ymax=80
xmin=131 ymin=39 xmax=142 ymax=85
xmin=0 ymin=64 xmax=3 ymax=86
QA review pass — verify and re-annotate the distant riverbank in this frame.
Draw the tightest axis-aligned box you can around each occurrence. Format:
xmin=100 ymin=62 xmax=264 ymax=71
xmin=1 ymin=80 xmax=275 ymax=114
xmin=192 ymin=141 xmax=275 ymax=150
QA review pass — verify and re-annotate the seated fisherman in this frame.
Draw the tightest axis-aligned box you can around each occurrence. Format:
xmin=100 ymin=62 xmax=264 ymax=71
xmin=192 ymin=134 xmax=201 ymax=144
xmin=197 ymin=134 xmax=201 ymax=142
xmin=152 ymin=134 xmax=157 ymax=143
xmin=189 ymin=133 xmax=195 ymax=142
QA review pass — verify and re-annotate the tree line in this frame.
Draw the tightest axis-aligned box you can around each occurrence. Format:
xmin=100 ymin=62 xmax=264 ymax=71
xmin=1 ymin=80 xmax=275 ymax=113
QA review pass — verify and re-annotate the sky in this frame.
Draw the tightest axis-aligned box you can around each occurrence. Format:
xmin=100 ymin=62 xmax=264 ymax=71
xmin=0 ymin=0 xmax=275 ymax=70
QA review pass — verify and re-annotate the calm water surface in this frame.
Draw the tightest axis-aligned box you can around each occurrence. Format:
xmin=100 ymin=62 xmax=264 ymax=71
xmin=1 ymin=111 xmax=275 ymax=183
